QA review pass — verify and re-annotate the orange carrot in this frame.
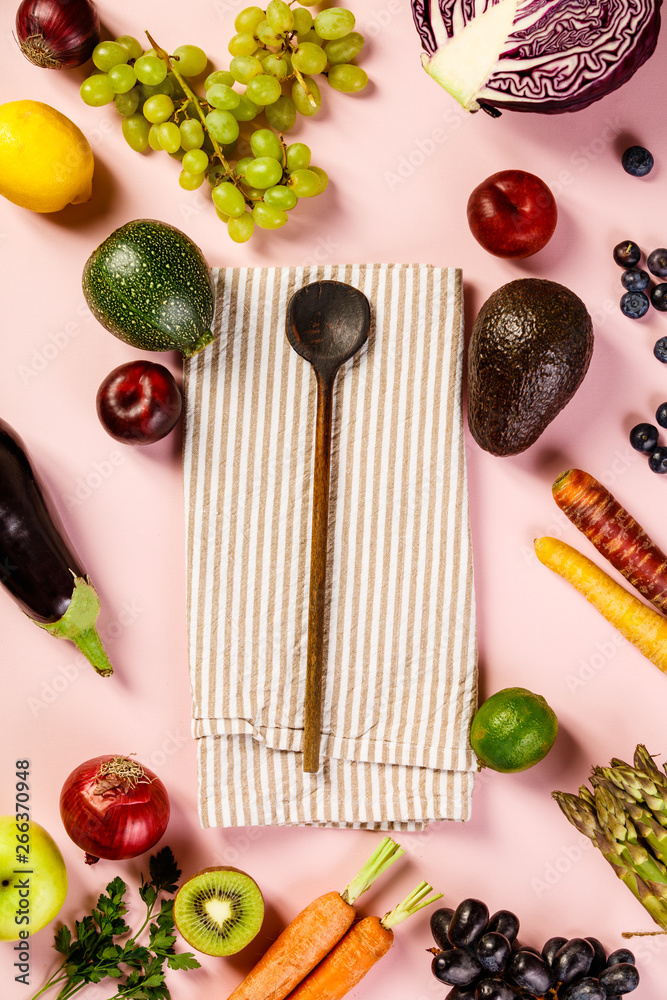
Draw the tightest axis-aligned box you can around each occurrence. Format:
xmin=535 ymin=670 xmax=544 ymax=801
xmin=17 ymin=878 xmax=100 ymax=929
xmin=552 ymin=469 xmax=667 ymax=614
xmin=535 ymin=536 xmax=667 ymax=672
xmin=226 ymin=837 xmax=404 ymax=1000
xmin=286 ymin=882 xmax=443 ymax=1000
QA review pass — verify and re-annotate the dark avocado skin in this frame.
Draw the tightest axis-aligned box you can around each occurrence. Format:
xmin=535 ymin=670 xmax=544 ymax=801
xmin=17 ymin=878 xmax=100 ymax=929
xmin=467 ymin=278 xmax=593 ymax=456
xmin=82 ymin=219 xmax=214 ymax=357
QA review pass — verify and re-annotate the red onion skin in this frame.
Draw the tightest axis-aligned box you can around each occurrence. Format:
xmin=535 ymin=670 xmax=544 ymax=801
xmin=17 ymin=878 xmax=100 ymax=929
xmin=16 ymin=0 xmax=101 ymax=70
xmin=59 ymin=755 xmax=170 ymax=863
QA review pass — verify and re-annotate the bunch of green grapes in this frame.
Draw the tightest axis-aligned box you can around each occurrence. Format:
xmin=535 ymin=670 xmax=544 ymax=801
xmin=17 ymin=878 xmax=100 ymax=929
xmin=229 ymin=0 xmax=368 ymax=126
xmin=78 ymin=1 xmax=367 ymax=243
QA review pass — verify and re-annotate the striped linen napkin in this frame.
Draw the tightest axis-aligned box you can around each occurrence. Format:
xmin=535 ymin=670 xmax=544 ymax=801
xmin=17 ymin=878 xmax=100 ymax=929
xmin=183 ymin=263 xmax=478 ymax=830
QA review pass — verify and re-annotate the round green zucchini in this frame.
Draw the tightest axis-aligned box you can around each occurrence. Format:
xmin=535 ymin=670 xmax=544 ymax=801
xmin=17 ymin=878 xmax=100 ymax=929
xmin=82 ymin=219 xmax=215 ymax=357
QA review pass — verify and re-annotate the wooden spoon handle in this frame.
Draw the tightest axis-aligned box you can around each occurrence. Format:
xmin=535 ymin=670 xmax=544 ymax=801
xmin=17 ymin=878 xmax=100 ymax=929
xmin=303 ymin=372 xmax=334 ymax=773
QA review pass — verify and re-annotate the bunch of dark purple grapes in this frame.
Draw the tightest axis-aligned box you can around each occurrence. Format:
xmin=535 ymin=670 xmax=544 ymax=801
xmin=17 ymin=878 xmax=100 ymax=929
xmin=430 ymin=898 xmax=640 ymax=1000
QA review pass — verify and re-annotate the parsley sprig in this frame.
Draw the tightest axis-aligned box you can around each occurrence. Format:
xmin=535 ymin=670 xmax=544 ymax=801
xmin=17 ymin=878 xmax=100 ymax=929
xmin=30 ymin=847 xmax=200 ymax=1000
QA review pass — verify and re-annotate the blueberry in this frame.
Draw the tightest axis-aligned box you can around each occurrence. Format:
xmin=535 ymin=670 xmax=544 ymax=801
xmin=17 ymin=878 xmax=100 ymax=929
xmin=650 ymin=283 xmax=667 ymax=311
xmin=648 ymin=248 xmax=667 ymax=278
xmin=649 ymin=446 xmax=667 ymax=474
xmin=613 ymin=240 xmax=642 ymax=268
xmin=630 ymin=423 xmax=659 ymax=452
xmin=656 ymin=403 xmax=667 ymax=428
xmin=620 ymin=290 xmax=649 ymax=318
xmin=621 ymin=268 xmax=650 ymax=291
xmin=654 ymin=337 xmax=667 ymax=362
xmin=621 ymin=145 xmax=654 ymax=177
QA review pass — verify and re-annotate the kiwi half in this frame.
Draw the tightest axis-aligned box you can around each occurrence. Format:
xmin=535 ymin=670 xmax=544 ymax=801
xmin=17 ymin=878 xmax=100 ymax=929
xmin=173 ymin=866 xmax=264 ymax=957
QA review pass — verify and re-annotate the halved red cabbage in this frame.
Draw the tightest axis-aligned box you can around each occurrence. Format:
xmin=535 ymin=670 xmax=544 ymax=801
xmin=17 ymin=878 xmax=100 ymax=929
xmin=413 ymin=0 xmax=662 ymax=114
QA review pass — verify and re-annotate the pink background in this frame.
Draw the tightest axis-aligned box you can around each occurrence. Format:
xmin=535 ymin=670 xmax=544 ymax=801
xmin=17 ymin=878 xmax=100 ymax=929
xmin=2 ymin=1 xmax=667 ymax=997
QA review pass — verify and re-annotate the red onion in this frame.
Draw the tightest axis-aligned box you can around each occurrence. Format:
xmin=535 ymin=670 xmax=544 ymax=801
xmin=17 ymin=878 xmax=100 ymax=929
xmin=16 ymin=0 xmax=101 ymax=70
xmin=59 ymin=755 xmax=170 ymax=864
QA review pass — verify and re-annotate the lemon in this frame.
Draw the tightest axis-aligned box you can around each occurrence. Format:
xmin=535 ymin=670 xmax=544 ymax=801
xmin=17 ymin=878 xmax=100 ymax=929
xmin=0 ymin=100 xmax=94 ymax=213
xmin=470 ymin=686 xmax=558 ymax=773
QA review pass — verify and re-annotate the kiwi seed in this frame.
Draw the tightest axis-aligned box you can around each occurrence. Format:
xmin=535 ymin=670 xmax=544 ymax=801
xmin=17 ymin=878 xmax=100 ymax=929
xmin=173 ymin=866 xmax=264 ymax=957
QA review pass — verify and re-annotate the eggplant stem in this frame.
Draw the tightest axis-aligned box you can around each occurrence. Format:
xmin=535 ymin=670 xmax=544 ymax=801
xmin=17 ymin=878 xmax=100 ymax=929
xmin=37 ymin=576 xmax=113 ymax=677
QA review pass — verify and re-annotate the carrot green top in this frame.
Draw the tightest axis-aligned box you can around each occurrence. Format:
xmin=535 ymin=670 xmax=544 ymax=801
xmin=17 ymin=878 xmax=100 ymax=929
xmin=381 ymin=882 xmax=443 ymax=930
xmin=341 ymin=837 xmax=405 ymax=905
xmin=552 ymin=469 xmax=575 ymax=494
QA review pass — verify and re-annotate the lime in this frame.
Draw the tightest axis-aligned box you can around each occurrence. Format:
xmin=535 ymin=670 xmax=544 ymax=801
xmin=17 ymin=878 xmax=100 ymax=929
xmin=470 ymin=686 xmax=558 ymax=773
xmin=0 ymin=100 xmax=94 ymax=213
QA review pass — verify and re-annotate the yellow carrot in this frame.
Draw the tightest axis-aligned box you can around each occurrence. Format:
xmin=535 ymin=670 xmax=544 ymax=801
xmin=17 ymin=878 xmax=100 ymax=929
xmin=534 ymin=536 xmax=667 ymax=673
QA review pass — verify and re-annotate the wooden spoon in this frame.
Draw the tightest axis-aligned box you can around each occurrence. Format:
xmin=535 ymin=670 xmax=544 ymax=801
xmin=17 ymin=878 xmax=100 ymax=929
xmin=286 ymin=280 xmax=371 ymax=773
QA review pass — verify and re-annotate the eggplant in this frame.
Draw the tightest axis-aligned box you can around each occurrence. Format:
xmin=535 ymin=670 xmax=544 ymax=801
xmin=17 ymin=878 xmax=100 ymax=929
xmin=0 ymin=418 xmax=112 ymax=676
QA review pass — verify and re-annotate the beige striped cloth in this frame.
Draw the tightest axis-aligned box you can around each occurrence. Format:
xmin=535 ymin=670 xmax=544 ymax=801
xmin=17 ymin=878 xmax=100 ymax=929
xmin=183 ymin=263 xmax=478 ymax=830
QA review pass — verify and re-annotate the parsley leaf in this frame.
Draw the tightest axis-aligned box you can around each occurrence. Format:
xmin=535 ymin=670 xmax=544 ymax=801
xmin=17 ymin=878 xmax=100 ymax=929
xmin=148 ymin=846 xmax=180 ymax=895
xmin=54 ymin=925 xmax=71 ymax=956
xmin=29 ymin=848 xmax=200 ymax=1000
xmin=166 ymin=953 xmax=201 ymax=971
xmin=148 ymin=923 xmax=177 ymax=955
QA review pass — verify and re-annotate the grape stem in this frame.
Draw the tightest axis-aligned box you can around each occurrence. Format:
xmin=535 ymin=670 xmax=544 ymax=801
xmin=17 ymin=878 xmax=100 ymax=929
xmin=289 ymin=61 xmax=318 ymax=109
xmin=622 ymin=930 xmax=667 ymax=937
xmin=280 ymin=5 xmax=318 ymax=109
xmin=283 ymin=40 xmax=318 ymax=108
xmin=145 ymin=31 xmax=251 ymax=203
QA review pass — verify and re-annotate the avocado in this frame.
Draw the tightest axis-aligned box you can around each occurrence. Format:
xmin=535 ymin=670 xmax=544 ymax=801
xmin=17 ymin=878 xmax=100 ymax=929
xmin=467 ymin=278 xmax=593 ymax=456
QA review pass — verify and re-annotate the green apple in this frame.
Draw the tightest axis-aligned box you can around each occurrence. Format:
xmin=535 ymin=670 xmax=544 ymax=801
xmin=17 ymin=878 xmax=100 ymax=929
xmin=0 ymin=816 xmax=67 ymax=940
